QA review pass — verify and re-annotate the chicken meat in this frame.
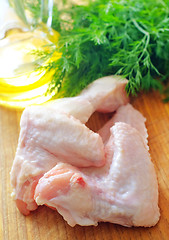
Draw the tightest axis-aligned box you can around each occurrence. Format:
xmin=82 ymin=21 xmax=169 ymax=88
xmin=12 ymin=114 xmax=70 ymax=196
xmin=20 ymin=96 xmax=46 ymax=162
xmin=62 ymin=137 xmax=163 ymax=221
xmin=34 ymin=122 xmax=160 ymax=227
xmin=10 ymin=75 xmax=129 ymax=215
xmin=98 ymin=103 xmax=148 ymax=146
xmin=10 ymin=75 xmax=159 ymax=228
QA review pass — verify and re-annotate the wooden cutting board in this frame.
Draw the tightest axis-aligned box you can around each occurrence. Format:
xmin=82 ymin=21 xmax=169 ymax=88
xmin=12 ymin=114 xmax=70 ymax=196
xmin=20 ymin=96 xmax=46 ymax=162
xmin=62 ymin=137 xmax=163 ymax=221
xmin=1 ymin=91 xmax=169 ymax=240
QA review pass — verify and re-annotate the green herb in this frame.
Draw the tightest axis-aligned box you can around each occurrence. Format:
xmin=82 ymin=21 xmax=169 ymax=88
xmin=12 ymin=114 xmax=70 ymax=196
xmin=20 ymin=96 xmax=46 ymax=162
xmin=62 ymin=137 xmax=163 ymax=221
xmin=13 ymin=0 xmax=169 ymax=100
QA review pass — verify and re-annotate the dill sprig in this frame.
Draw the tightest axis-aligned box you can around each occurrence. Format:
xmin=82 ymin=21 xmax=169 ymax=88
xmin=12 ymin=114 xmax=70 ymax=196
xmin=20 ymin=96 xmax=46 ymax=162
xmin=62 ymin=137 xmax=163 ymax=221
xmin=14 ymin=0 xmax=169 ymax=99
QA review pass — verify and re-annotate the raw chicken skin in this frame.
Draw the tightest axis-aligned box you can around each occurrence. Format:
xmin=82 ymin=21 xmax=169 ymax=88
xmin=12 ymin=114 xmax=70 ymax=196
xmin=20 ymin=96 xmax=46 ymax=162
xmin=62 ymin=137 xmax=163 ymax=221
xmin=11 ymin=75 xmax=160 ymax=227
xmin=11 ymin=76 xmax=129 ymax=215
xmin=35 ymin=163 xmax=94 ymax=226
xmin=98 ymin=103 xmax=148 ymax=145
xmin=44 ymin=75 xmax=129 ymax=122
xmin=35 ymin=123 xmax=160 ymax=227
xmin=79 ymin=75 xmax=129 ymax=113
xmin=10 ymin=108 xmax=105 ymax=215
xmin=43 ymin=96 xmax=94 ymax=124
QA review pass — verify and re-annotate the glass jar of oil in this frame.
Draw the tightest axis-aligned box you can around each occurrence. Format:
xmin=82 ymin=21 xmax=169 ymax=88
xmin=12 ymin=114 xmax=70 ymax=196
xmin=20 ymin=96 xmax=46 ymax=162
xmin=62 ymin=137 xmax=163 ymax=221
xmin=0 ymin=0 xmax=58 ymax=109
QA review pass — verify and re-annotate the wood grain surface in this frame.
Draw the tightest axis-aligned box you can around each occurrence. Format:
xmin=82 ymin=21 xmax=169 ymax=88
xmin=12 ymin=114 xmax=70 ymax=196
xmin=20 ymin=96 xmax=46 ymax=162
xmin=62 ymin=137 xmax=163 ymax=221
xmin=1 ymin=91 xmax=169 ymax=240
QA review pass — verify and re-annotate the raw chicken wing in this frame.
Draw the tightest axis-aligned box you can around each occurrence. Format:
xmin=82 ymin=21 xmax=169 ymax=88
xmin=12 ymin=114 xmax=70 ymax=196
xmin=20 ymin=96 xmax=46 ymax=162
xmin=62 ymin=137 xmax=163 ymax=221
xmin=11 ymin=75 xmax=129 ymax=215
xmin=34 ymin=122 xmax=160 ymax=227
xmin=10 ymin=108 xmax=105 ymax=215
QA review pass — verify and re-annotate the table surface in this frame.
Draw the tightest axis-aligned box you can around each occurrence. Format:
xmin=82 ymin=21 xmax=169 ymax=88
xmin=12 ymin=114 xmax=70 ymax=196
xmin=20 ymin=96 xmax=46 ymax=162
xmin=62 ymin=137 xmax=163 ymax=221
xmin=1 ymin=91 xmax=169 ymax=240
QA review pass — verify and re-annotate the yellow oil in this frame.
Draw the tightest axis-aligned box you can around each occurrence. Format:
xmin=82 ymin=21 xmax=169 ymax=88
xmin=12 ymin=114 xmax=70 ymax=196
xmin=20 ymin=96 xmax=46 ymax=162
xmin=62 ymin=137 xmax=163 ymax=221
xmin=0 ymin=26 xmax=60 ymax=109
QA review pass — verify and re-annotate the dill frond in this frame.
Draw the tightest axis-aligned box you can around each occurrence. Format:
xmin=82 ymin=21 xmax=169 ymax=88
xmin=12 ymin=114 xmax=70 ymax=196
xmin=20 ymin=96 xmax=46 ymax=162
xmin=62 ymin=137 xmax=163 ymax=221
xmin=19 ymin=0 xmax=169 ymax=100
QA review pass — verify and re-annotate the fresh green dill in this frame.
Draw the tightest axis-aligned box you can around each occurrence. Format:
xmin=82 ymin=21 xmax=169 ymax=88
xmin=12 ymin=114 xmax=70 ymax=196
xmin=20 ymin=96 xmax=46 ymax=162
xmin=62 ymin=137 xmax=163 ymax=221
xmin=13 ymin=0 xmax=169 ymax=100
